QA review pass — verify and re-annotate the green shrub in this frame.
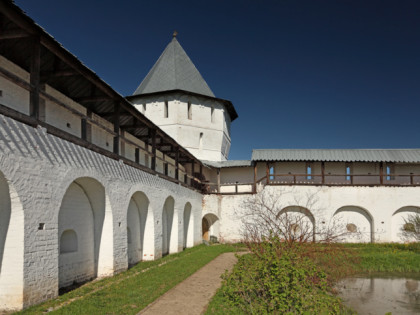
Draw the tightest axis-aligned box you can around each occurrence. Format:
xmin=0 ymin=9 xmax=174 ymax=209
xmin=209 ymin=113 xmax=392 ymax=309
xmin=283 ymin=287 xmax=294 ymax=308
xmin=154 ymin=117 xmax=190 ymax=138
xmin=219 ymin=237 xmax=349 ymax=314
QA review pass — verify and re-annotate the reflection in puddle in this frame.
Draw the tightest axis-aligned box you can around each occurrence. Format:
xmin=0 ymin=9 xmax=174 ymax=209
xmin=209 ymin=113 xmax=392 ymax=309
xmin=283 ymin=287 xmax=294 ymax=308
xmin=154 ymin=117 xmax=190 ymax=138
xmin=336 ymin=275 xmax=420 ymax=314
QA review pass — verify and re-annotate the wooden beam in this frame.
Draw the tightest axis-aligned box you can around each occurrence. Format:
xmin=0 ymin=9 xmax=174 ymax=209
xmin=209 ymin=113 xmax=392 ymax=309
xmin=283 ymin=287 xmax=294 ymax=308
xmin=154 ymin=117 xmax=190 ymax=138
xmin=113 ymin=103 xmax=120 ymax=155
xmin=75 ymin=95 xmax=111 ymax=103
xmin=151 ymin=129 xmax=156 ymax=171
xmin=40 ymin=69 xmax=79 ymax=81
xmin=321 ymin=161 xmax=325 ymax=185
xmin=380 ymin=162 xmax=384 ymax=185
xmin=29 ymin=37 xmax=41 ymax=119
xmin=0 ymin=29 xmax=29 ymax=40
xmin=217 ymin=169 xmax=221 ymax=194
xmin=253 ymin=162 xmax=257 ymax=193
xmin=266 ymin=162 xmax=270 ymax=184
xmin=175 ymin=147 xmax=179 ymax=180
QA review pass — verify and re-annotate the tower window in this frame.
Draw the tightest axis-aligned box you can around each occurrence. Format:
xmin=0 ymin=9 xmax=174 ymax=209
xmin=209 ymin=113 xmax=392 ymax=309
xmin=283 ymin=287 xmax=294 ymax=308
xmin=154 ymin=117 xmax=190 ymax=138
xmin=211 ymin=106 xmax=215 ymax=123
xmin=188 ymin=102 xmax=192 ymax=120
xmin=199 ymin=132 xmax=203 ymax=150
xmin=306 ymin=163 xmax=312 ymax=180
xmin=164 ymin=101 xmax=168 ymax=118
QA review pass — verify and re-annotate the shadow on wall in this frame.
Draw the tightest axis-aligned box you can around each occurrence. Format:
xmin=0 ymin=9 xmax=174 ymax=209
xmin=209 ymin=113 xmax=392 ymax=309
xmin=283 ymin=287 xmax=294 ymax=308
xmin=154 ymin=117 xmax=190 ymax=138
xmin=162 ymin=196 xmax=174 ymax=256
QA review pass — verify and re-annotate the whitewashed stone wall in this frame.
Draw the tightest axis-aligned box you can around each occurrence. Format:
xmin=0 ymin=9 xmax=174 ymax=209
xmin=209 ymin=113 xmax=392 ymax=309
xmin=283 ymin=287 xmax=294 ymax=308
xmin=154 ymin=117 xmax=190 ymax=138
xmin=203 ymin=185 xmax=420 ymax=244
xmin=0 ymin=115 xmax=202 ymax=311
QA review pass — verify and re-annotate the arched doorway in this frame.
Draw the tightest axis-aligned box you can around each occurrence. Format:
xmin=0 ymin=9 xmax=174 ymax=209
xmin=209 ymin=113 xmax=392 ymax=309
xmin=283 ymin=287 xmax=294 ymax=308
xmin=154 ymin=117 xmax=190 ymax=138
xmin=202 ymin=217 xmax=210 ymax=241
xmin=127 ymin=192 xmax=150 ymax=265
xmin=58 ymin=177 xmax=111 ymax=288
xmin=202 ymin=213 xmax=219 ymax=242
xmin=334 ymin=206 xmax=374 ymax=243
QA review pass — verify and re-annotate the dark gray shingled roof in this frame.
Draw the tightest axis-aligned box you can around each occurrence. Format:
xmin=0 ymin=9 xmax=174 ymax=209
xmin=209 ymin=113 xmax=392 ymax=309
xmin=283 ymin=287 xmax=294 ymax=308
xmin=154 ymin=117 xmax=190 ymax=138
xmin=252 ymin=149 xmax=420 ymax=163
xmin=133 ymin=37 xmax=215 ymax=97
xmin=202 ymin=160 xmax=252 ymax=168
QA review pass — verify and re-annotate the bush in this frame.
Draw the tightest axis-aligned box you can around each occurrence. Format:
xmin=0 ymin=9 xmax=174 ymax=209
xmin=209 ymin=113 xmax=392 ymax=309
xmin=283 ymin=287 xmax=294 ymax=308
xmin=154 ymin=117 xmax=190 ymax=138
xmin=219 ymin=237 xmax=350 ymax=314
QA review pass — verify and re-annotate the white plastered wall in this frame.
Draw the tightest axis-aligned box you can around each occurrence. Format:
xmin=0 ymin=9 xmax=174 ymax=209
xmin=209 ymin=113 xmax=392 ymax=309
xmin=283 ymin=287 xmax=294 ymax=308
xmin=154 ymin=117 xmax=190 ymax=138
xmin=203 ymin=184 xmax=420 ymax=244
xmin=130 ymin=92 xmax=232 ymax=161
xmin=0 ymin=114 xmax=203 ymax=310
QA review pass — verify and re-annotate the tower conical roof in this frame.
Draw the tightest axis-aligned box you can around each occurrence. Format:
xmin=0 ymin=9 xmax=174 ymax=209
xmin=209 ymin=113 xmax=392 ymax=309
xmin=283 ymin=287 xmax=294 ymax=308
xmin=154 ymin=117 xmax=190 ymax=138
xmin=133 ymin=37 xmax=215 ymax=97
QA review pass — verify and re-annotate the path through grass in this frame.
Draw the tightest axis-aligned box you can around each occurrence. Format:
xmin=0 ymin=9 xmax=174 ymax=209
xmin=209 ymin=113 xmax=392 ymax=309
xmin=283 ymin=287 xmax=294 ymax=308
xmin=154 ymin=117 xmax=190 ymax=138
xmin=19 ymin=244 xmax=240 ymax=315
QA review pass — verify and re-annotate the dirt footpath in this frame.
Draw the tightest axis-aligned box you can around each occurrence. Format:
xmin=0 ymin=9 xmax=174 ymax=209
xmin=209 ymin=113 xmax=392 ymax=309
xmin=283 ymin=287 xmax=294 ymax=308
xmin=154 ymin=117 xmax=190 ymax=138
xmin=139 ymin=252 xmax=239 ymax=315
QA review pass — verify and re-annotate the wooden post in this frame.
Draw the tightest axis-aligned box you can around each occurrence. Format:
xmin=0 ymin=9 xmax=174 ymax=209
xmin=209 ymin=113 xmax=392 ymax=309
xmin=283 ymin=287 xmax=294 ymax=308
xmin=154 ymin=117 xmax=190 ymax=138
xmin=30 ymin=37 xmax=41 ymax=119
xmin=266 ymin=162 xmax=270 ymax=184
xmin=217 ymin=169 xmax=221 ymax=194
xmin=253 ymin=162 xmax=257 ymax=193
xmin=191 ymin=160 xmax=195 ymax=185
xmin=321 ymin=161 xmax=325 ymax=185
xmin=135 ymin=148 xmax=139 ymax=164
xmin=175 ymin=147 xmax=179 ymax=181
xmin=151 ymin=129 xmax=156 ymax=171
xmin=379 ymin=162 xmax=384 ymax=185
xmin=410 ymin=173 xmax=414 ymax=185
xmin=113 ymin=103 xmax=120 ymax=155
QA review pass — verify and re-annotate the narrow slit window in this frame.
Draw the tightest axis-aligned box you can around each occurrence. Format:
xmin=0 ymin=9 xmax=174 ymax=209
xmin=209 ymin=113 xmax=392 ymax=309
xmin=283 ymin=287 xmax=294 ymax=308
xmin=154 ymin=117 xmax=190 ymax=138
xmin=199 ymin=132 xmax=203 ymax=150
xmin=306 ymin=163 xmax=312 ymax=180
xmin=211 ymin=106 xmax=215 ymax=123
xmin=164 ymin=101 xmax=168 ymax=118
xmin=346 ymin=164 xmax=351 ymax=181
xmin=269 ymin=166 xmax=274 ymax=180
xmin=188 ymin=102 xmax=192 ymax=120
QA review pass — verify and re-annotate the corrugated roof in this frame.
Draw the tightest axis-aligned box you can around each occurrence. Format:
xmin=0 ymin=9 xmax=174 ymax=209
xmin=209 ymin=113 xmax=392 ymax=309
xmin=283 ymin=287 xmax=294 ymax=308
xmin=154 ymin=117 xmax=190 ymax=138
xmin=202 ymin=160 xmax=252 ymax=168
xmin=251 ymin=149 xmax=420 ymax=163
xmin=133 ymin=37 xmax=215 ymax=97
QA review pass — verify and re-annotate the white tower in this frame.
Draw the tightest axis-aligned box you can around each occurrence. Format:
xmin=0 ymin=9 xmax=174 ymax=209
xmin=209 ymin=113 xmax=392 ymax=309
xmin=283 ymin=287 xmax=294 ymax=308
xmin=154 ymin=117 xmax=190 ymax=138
xmin=127 ymin=33 xmax=238 ymax=161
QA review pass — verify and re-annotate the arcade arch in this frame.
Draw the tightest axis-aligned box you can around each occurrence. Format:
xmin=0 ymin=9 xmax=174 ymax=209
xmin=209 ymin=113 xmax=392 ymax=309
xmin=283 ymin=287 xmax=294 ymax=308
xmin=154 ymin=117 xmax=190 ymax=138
xmin=127 ymin=192 xmax=152 ymax=265
xmin=183 ymin=202 xmax=193 ymax=249
xmin=202 ymin=213 xmax=219 ymax=242
xmin=277 ymin=206 xmax=315 ymax=242
xmin=391 ymin=206 xmax=420 ymax=242
xmin=58 ymin=177 xmax=113 ymax=288
xmin=162 ymin=196 xmax=175 ymax=256
xmin=334 ymin=206 xmax=373 ymax=243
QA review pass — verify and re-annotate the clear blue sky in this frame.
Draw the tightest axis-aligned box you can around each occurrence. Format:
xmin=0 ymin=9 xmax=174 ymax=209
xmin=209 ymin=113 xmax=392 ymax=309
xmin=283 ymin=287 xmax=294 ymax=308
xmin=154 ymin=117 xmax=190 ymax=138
xmin=14 ymin=0 xmax=420 ymax=160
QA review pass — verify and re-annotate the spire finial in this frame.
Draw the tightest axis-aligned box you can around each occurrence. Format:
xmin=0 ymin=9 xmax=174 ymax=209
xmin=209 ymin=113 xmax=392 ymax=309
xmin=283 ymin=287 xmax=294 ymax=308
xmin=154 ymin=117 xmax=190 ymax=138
xmin=173 ymin=30 xmax=178 ymax=38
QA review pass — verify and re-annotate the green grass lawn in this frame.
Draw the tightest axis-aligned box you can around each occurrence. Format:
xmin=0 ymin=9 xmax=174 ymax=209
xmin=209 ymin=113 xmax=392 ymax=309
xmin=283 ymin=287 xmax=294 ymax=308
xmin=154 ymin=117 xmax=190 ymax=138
xmin=345 ymin=242 xmax=420 ymax=273
xmin=18 ymin=244 xmax=242 ymax=315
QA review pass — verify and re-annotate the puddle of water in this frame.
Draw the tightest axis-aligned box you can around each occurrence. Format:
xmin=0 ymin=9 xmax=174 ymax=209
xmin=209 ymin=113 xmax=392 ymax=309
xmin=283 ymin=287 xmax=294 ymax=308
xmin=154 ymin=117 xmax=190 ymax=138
xmin=336 ymin=274 xmax=420 ymax=315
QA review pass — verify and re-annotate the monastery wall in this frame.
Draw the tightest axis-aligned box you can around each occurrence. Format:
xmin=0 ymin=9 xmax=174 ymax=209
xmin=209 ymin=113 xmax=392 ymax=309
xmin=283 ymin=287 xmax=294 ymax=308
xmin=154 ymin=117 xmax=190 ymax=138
xmin=0 ymin=114 xmax=202 ymax=311
xmin=203 ymin=185 xmax=420 ymax=244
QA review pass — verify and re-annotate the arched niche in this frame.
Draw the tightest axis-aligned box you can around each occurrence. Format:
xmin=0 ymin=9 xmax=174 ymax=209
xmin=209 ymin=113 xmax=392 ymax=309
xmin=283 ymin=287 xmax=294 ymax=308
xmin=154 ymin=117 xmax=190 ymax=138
xmin=202 ymin=213 xmax=219 ymax=242
xmin=334 ymin=206 xmax=374 ymax=243
xmin=58 ymin=177 xmax=113 ymax=288
xmin=278 ymin=206 xmax=315 ymax=242
xmin=391 ymin=206 xmax=420 ymax=242
xmin=127 ymin=191 xmax=153 ymax=265
xmin=162 ymin=196 xmax=175 ymax=256
xmin=0 ymin=171 xmax=24 ymax=310
xmin=60 ymin=229 xmax=78 ymax=253
xmin=183 ymin=202 xmax=193 ymax=249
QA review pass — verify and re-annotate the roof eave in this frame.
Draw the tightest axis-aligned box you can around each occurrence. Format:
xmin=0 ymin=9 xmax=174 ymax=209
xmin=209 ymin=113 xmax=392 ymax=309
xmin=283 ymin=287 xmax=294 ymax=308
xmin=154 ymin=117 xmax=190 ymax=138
xmin=126 ymin=89 xmax=238 ymax=121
